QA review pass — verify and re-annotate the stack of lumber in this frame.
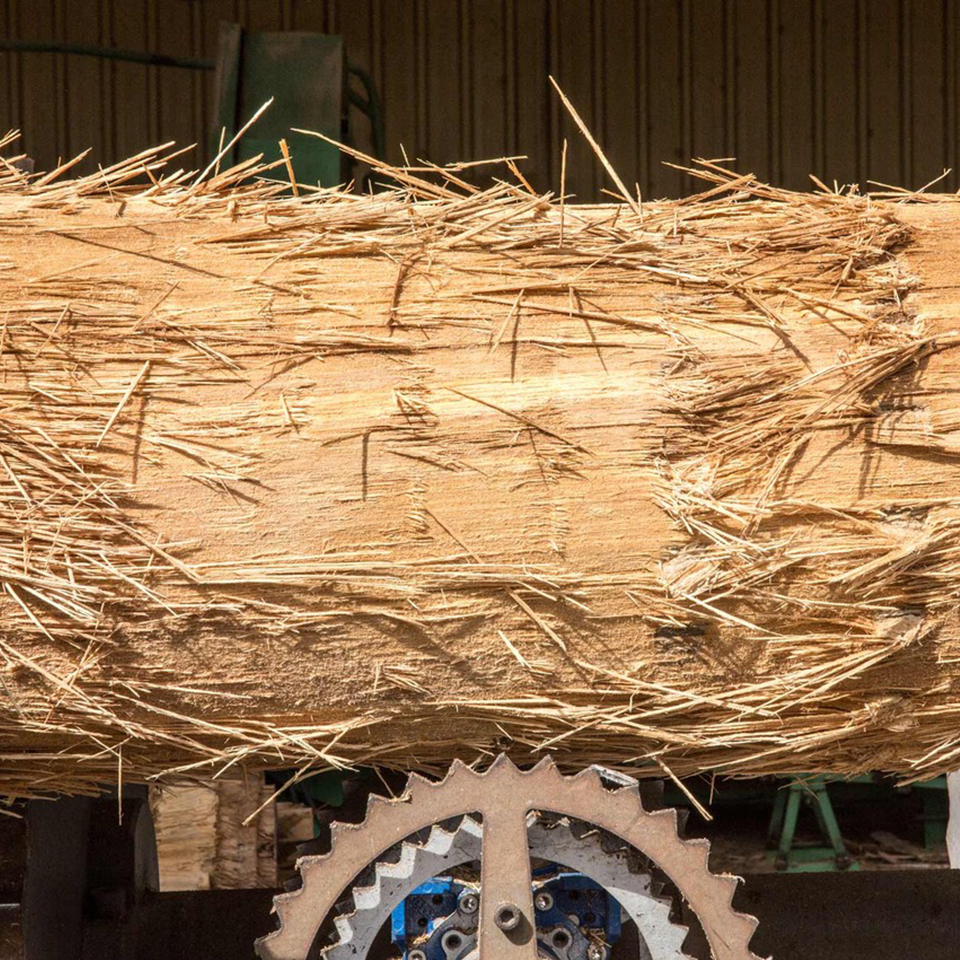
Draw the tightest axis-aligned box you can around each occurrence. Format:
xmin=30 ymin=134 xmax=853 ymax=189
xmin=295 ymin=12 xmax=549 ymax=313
xmin=150 ymin=778 xmax=277 ymax=889
xmin=1 ymin=125 xmax=960 ymax=802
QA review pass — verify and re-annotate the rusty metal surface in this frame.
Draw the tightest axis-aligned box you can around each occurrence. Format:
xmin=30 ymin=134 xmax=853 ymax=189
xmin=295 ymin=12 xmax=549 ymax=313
xmin=257 ymin=756 xmax=760 ymax=960
xmin=324 ymin=814 xmax=685 ymax=960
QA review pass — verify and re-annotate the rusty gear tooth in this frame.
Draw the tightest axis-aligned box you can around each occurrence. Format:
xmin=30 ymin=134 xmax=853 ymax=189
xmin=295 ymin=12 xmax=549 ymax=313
xmin=442 ymin=756 xmax=484 ymax=784
xmin=487 ymin=751 xmax=522 ymax=774
xmin=326 ymin=821 xmax=350 ymax=847
xmin=445 ymin=756 xmax=473 ymax=778
xmin=364 ymin=790 xmax=393 ymax=818
xmin=570 ymin=762 xmax=605 ymax=785
xmin=527 ymin=753 xmax=559 ymax=776
xmin=718 ymin=873 xmax=742 ymax=896
xmin=402 ymin=770 xmax=435 ymax=797
xmin=653 ymin=805 xmax=680 ymax=831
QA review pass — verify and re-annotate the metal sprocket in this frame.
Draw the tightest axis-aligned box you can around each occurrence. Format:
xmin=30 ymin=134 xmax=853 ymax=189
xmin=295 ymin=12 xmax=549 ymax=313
xmin=256 ymin=756 xmax=762 ymax=960
xmin=325 ymin=814 xmax=688 ymax=960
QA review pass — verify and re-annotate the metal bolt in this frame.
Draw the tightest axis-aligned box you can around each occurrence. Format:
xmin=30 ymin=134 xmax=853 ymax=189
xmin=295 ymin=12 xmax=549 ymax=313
xmin=587 ymin=944 xmax=606 ymax=960
xmin=409 ymin=951 xmax=427 ymax=960
xmin=534 ymin=891 xmax=554 ymax=912
xmin=494 ymin=902 xmax=521 ymax=931
xmin=458 ymin=890 xmax=480 ymax=914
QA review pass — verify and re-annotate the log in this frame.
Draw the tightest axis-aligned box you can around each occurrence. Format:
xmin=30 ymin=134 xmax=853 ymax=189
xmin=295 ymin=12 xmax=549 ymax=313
xmin=2 ymin=135 xmax=960 ymax=798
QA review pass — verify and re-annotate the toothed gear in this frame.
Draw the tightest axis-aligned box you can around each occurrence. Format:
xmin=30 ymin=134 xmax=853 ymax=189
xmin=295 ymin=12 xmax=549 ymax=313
xmin=256 ymin=755 xmax=763 ymax=960
xmin=324 ymin=814 xmax=688 ymax=960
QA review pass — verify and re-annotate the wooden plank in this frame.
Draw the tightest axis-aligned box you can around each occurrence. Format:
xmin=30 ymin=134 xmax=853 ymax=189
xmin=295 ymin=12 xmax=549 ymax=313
xmin=3 ymin=169 xmax=960 ymax=791
xmin=865 ymin=0 xmax=902 ymax=187
xmin=379 ymin=0 xmax=419 ymax=166
xmin=153 ymin=0 xmax=202 ymax=159
xmin=778 ymin=0 xmax=815 ymax=190
xmin=13 ymin=0 xmax=59 ymax=169
xmin=470 ymin=0 xmax=507 ymax=167
xmin=645 ymin=0 xmax=683 ymax=197
xmin=822 ymin=0 xmax=858 ymax=190
xmin=514 ymin=0 xmax=549 ymax=193
xmin=423 ymin=0 xmax=463 ymax=165
xmin=600 ymin=0 xmax=640 ymax=200
xmin=690 ymin=0 xmax=727 ymax=170
xmin=111 ymin=0 xmax=151 ymax=162
xmin=733 ymin=0 xmax=770 ymax=184
xmin=908 ymin=0 xmax=947 ymax=190
xmin=553 ymin=0 xmax=599 ymax=202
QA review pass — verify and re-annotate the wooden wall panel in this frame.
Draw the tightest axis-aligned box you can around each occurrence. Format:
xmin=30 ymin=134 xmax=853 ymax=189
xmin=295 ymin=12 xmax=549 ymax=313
xmin=601 ymin=0 xmax=640 ymax=202
xmin=690 ymin=1 xmax=727 ymax=170
xmin=111 ymin=0 xmax=151 ymax=161
xmin=2 ymin=0 xmax=960 ymax=199
xmin=378 ymin=0 xmax=418 ymax=167
xmin=779 ymin=0 xmax=815 ymax=189
xmin=470 ymin=0 xmax=506 ymax=166
xmin=822 ymin=0 xmax=859 ymax=189
xmin=513 ymin=0 xmax=549 ymax=193
xmin=733 ymin=0 xmax=771 ymax=185
xmin=908 ymin=0 xmax=947 ymax=188
xmin=552 ymin=0 xmax=600 ymax=200
xmin=866 ymin=0 xmax=904 ymax=187
xmin=645 ymin=0 xmax=684 ymax=197
xmin=423 ymin=1 xmax=462 ymax=164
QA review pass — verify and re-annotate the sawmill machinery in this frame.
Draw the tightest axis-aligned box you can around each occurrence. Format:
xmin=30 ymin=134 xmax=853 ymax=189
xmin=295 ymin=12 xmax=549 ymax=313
xmin=5 ymin=756 xmax=960 ymax=959
xmin=256 ymin=756 xmax=759 ymax=960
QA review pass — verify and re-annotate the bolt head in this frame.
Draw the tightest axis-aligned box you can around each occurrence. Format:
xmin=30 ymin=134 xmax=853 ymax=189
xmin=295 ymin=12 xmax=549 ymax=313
xmin=458 ymin=891 xmax=480 ymax=914
xmin=587 ymin=944 xmax=606 ymax=960
xmin=494 ymin=902 xmax=521 ymax=931
xmin=534 ymin=891 xmax=554 ymax=912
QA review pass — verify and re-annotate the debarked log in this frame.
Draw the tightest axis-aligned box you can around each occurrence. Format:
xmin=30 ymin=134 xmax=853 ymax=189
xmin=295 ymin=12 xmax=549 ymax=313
xmin=1 ymin=136 xmax=960 ymax=797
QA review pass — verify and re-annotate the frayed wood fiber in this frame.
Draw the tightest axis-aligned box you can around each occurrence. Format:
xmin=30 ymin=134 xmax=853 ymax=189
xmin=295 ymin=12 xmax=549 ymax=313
xmin=1 ymin=126 xmax=960 ymax=801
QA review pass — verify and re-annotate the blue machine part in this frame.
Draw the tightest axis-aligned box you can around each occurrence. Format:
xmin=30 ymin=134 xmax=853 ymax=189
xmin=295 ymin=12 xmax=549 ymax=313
xmin=390 ymin=872 xmax=620 ymax=959
xmin=390 ymin=878 xmax=464 ymax=950
xmin=537 ymin=873 xmax=621 ymax=941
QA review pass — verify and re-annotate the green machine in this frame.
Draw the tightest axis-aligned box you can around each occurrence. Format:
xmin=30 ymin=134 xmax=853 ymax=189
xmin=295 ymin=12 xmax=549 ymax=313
xmin=0 ymin=27 xmax=384 ymax=191
xmin=213 ymin=23 xmax=383 ymax=191
xmin=767 ymin=774 xmax=949 ymax=872
xmin=767 ymin=776 xmax=860 ymax=872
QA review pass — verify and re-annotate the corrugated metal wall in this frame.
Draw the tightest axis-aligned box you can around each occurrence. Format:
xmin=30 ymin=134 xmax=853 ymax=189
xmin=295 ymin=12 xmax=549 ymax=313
xmin=2 ymin=0 xmax=958 ymax=200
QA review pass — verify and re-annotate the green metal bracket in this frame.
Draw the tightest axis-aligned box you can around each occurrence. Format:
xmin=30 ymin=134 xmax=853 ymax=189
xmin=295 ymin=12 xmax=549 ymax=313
xmin=767 ymin=775 xmax=860 ymax=872
xmin=212 ymin=24 xmax=386 ymax=190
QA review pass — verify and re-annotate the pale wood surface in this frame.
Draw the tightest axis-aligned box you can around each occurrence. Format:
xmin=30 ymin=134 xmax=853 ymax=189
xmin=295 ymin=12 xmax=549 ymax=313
xmin=3 ymin=155 xmax=960 ymax=795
